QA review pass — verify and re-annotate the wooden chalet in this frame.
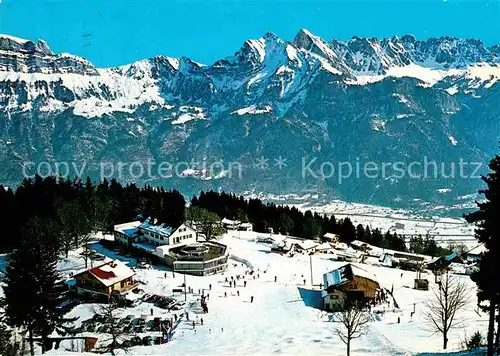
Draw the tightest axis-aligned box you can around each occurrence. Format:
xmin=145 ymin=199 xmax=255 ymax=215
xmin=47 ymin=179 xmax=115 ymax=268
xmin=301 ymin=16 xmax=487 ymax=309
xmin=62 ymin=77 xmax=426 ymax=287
xmin=72 ymin=259 xmax=137 ymax=297
xmin=323 ymin=264 xmax=380 ymax=308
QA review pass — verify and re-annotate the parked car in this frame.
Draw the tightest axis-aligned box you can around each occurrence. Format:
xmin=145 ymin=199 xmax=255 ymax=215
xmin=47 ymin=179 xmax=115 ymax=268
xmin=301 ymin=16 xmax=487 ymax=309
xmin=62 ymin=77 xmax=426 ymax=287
xmin=170 ymin=301 xmax=186 ymax=310
xmin=131 ymin=336 xmax=143 ymax=345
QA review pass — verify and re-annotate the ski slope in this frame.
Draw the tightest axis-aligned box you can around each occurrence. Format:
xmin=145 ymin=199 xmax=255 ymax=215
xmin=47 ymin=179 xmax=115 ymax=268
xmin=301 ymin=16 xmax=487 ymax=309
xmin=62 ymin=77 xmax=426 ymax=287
xmin=42 ymin=231 xmax=487 ymax=355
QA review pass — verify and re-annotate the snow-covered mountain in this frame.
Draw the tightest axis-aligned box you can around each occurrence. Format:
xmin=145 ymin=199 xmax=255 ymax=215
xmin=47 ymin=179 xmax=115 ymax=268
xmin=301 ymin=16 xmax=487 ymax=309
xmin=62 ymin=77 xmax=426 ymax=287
xmin=0 ymin=30 xmax=499 ymax=208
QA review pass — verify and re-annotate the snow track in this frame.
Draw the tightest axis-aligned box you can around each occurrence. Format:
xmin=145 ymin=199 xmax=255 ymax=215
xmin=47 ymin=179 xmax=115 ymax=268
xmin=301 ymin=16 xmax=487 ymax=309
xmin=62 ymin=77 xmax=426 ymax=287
xmin=367 ymin=322 xmax=413 ymax=356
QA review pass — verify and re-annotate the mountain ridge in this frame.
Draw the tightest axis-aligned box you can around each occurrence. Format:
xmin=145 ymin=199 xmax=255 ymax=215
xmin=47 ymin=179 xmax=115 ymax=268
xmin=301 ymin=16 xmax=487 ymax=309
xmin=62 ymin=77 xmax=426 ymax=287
xmin=0 ymin=29 xmax=499 ymax=209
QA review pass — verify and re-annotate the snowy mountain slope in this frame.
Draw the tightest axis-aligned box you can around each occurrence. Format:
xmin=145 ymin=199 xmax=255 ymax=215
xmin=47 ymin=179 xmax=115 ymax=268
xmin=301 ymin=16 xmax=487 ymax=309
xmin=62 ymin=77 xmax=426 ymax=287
xmin=0 ymin=30 xmax=499 ymax=207
xmin=2 ymin=30 xmax=499 ymax=117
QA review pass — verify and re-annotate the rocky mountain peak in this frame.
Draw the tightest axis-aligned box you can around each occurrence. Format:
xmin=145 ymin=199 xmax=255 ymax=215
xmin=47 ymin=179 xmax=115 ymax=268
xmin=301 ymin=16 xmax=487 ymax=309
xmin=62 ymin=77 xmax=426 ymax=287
xmin=0 ymin=30 xmax=499 ymax=206
xmin=0 ymin=35 xmax=54 ymax=56
xmin=293 ymin=28 xmax=325 ymax=52
xmin=0 ymin=34 xmax=98 ymax=75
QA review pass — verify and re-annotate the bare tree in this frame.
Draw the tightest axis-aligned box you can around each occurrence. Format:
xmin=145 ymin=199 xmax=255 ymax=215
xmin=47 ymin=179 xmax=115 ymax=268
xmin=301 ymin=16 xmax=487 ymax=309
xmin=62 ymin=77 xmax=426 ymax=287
xmin=186 ymin=207 xmax=224 ymax=240
xmin=447 ymin=242 xmax=468 ymax=257
xmin=423 ymin=271 xmax=469 ymax=350
xmin=93 ymin=301 xmax=127 ymax=355
xmin=332 ymin=305 xmax=371 ymax=356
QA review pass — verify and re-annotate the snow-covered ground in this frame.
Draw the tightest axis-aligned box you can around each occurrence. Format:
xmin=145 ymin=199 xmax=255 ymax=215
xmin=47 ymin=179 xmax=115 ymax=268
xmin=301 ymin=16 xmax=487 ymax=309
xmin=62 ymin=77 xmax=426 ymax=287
xmin=35 ymin=231 xmax=487 ymax=355
xmin=299 ymin=201 xmax=476 ymax=248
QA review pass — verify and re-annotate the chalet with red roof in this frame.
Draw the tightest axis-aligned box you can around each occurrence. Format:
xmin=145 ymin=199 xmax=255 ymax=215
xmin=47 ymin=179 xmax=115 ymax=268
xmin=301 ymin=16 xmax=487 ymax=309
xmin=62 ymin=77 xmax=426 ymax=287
xmin=72 ymin=259 xmax=137 ymax=297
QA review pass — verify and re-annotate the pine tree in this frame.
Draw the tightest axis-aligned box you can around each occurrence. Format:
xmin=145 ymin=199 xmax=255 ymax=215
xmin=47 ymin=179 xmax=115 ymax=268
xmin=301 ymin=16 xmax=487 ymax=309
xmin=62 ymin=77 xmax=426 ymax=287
xmin=355 ymin=225 xmax=365 ymax=242
xmin=3 ymin=217 xmax=76 ymax=355
xmin=465 ymin=153 xmax=500 ymax=356
xmin=340 ymin=218 xmax=356 ymax=243
xmin=0 ymin=306 xmax=20 ymax=356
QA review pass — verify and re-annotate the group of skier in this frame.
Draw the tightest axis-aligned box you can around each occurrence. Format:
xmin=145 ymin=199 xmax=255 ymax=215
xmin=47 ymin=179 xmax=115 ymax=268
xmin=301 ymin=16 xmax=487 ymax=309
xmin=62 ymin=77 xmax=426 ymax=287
xmin=183 ymin=265 xmax=262 ymax=337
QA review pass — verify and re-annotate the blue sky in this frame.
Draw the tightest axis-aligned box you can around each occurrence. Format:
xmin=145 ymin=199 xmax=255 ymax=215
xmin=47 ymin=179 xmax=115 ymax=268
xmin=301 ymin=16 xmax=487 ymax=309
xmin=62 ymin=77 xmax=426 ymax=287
xmin=1 ymin=0 xmax=499 ymax=67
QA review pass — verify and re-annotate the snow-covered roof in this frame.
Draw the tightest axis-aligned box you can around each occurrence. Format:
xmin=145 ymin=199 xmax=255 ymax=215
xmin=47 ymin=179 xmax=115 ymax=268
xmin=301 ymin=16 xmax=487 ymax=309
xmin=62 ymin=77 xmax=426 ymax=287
xmin=335 ymin=242 xmax=349 ymax=250
xmin=139 ymin=217 xmax=174 ymax=236
xmin=222 ymin=218 xmax=241 ymax=225
xmin=316 ymin=242 xmax=333 ymax=251
xmin=284 ymin=238 xmax=318 ymax=250
xmin=323 ymin=233 xmax=340 ymax=238
xmin=467 ymin=243 xmax=486 ymax=256
xmin=387 ymin=250 xmax=432 ymax=262
xmin=350 ymin=264 xmax=378 ymax=283
xmin=114 ymin=221 xmax=141 ymax=233
xmin=80 ymin=259 xmax=135 ymax=287
xmin=294 ymin=240 xmax=318 ymax=250
xmin=428 ymin=256 xmax=440 ymax=264
xmin=335 ymin=249 xmax=359 ymax=258
xmin=240 ymin=222 xmax=253 ymax=228
xmin=351 ymin=240 xmax=368 ymax=247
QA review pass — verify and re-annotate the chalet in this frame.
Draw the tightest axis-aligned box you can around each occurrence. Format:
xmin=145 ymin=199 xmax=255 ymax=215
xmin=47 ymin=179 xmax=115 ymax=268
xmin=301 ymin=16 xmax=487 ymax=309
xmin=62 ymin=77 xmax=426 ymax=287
xmin=322 ymin=264 xmax=380 ymax=309
xmin=290 ymin=239 xmax=318 ymax=253
xmin=72 ymin=260 xmax=137 ymax=297
xmin=379 ymin=251 xmax=429 ymax=269
xmin=315 ymin=242 xmax=334 ymax=254
xmin=465 ymin=244 xmax=485 ymax=263
xmin=427 ymin=252 xmax=464 ymax=271
xmin=323 ymin=233 xmax=340 ymax=243
xmin=271 ymin=239 xmax=293 ymax=253
xmin=335 ymin=242 xmax=349 ymax=250
xmin=271 ymin=238 xmax=318 ymax=254
xmin=350 ymin=240 xmax=370 ymax=252
xmin=221 ymin=218 xmax=241 ymax=230
xmin=256 ymin=236 xmax=275 ymax=244
xmin=333 ymin=249 xmax=360 ymax=262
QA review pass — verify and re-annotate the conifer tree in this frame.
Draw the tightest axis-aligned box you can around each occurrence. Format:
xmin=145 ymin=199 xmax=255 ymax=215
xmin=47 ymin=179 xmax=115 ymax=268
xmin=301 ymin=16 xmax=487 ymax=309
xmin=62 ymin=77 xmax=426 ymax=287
xmin=465 ymin=153 xmax=500 ymax=356
xmin=3 ymin=217 xmax=76 ymax=355
xmin=0 ymin=306 xmax=20 ymax=356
